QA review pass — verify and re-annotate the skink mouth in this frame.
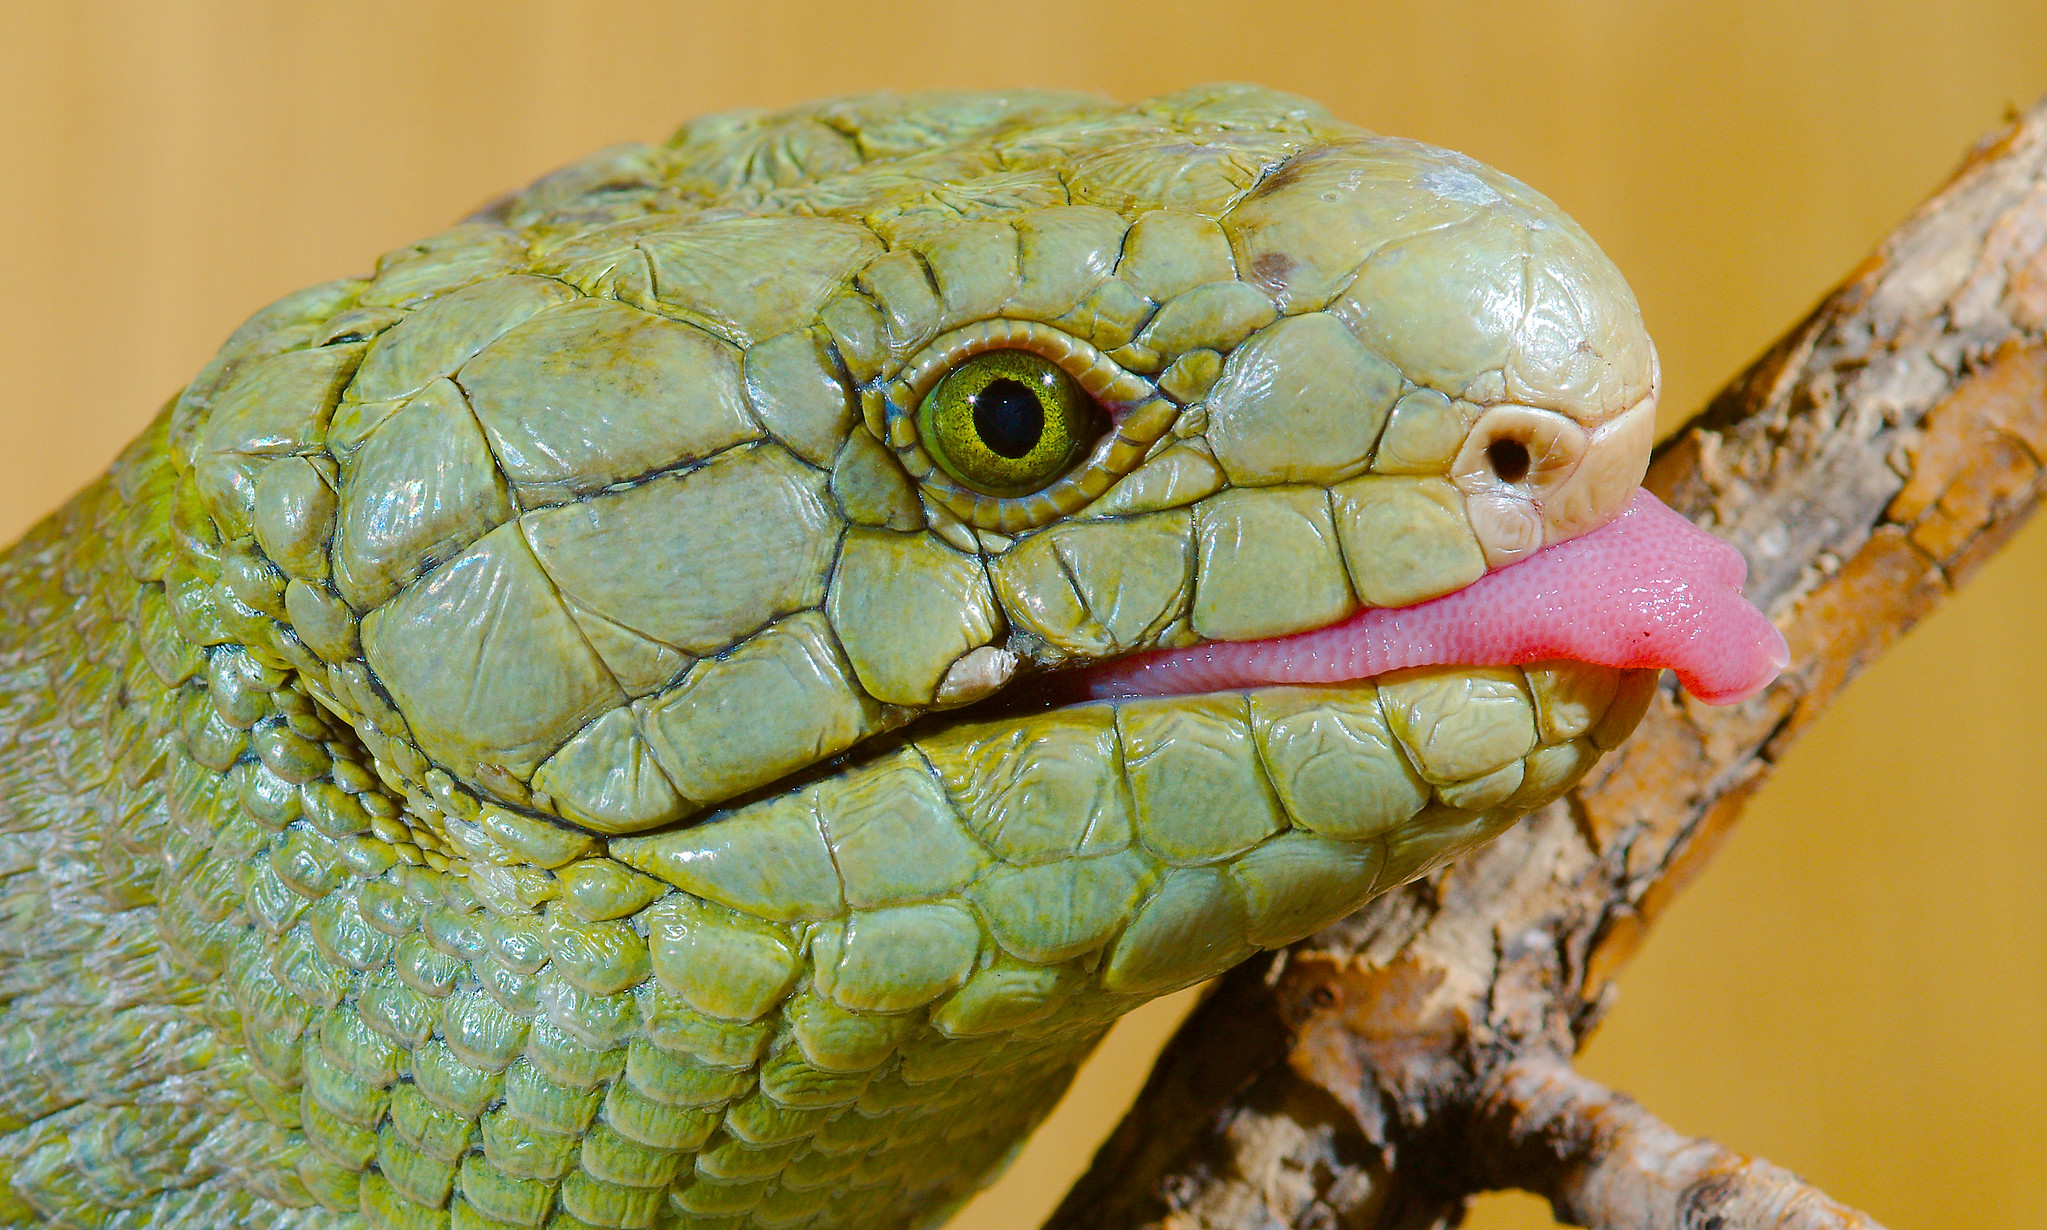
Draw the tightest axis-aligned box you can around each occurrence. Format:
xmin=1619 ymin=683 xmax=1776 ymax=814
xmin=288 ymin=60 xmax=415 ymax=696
xmin=1068 ymin=488 xmax=1788 ymax=709
xmin=654 ymin=491 xmax=1789 ymax=834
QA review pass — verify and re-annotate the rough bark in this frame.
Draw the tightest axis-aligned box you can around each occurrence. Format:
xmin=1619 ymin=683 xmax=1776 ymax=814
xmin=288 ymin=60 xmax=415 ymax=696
xmin=1047 ymin=96 xmax=2047 ymax=1230
xmin=1464 ymin=1056 xmax=1882 ymax=1230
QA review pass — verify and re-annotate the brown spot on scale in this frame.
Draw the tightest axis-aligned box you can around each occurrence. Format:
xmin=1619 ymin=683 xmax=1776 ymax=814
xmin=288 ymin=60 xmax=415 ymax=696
xmin=1248 ymin=150 xmax=1317 ymax=198
xmin=1251 ymin=251 xmax=1295 ymax=285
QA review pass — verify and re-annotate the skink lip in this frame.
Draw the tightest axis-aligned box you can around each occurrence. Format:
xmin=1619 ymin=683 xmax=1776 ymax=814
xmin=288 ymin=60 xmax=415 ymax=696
xmin=705 ymin=491 xmax=1791 ymax=823
xmin=1073 ymin=489 xmax=1789 ymax=707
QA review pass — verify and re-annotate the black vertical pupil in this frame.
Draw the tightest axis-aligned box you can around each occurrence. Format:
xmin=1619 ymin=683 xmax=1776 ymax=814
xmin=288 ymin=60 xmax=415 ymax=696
xmin=971 ymin=378 xmax=1046 ymax=459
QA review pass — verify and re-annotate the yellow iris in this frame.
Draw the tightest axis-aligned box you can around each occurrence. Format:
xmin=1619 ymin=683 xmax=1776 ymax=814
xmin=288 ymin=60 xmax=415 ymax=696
xmin=916 ymin=349 xmax=1105 ymax=498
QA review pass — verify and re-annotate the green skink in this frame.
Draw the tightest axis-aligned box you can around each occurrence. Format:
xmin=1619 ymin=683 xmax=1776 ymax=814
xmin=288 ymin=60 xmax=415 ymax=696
xmin=0 ymin=85 xmax=1782 ymax=1230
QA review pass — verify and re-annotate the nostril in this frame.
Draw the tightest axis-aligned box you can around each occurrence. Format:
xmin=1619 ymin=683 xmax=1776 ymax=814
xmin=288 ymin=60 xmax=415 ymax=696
xmin=1487 ymin=437 xmax=1531 ymax=484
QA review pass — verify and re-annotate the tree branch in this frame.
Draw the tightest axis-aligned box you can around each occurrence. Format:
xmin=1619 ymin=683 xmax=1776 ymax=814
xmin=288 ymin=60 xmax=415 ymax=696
xmin=1048 ymin=95 xmax=2047 ymax=1230
xmin=1468 ymin=1055 xmax=1885 ymax=1230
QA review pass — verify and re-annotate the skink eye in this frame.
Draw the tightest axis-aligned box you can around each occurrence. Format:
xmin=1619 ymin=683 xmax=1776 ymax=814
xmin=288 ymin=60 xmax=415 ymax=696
xmin=886 ymin=319 xmax=1177 ymax=533
xmin=917 ymin=349 xmax=1109 ymax=498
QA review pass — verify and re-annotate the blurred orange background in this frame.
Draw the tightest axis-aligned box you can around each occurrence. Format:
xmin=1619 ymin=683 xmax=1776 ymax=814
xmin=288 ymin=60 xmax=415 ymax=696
xmin=3 ymin=3 xmax=2044 ymax=1226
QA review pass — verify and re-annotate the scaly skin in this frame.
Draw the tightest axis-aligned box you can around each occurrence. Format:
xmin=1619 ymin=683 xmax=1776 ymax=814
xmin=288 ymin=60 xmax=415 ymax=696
xmin=0 ymin=86 xmax=1663 ymax=1229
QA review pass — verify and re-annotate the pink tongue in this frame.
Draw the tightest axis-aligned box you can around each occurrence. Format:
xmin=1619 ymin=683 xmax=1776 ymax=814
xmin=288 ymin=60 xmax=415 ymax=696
xmin=1083 ymin=489 xmax=1789 ymax=706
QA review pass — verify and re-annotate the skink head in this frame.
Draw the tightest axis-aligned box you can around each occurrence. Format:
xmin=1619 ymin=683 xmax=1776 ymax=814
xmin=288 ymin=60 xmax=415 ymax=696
xmin=180 ymin=85 xmax=1662 ymax=853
